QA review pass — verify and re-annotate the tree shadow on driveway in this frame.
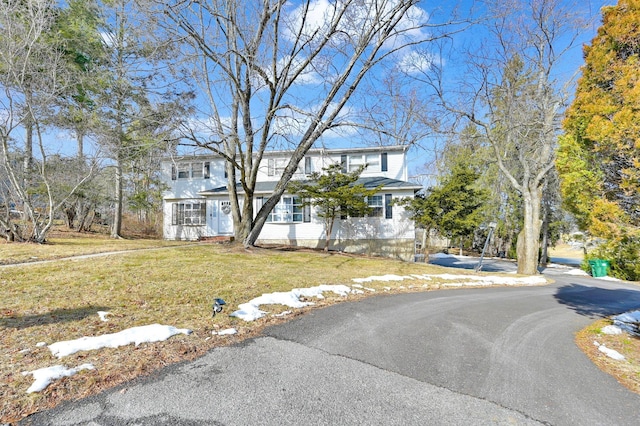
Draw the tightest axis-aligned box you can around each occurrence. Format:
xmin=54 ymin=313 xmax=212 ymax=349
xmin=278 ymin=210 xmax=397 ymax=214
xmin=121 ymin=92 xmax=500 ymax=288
xmin=0 ymin=306 xmax=111 ymax=329
xmin=554 ymin=284 xmax=640 ymax=318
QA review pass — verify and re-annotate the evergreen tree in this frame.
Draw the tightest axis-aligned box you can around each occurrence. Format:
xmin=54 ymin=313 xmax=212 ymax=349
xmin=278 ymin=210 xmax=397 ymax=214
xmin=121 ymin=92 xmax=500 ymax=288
xmin=289 ymin=164 xmax=380 ymax=251
xmin=404 ymin=162 xmax=487 ymax=255
xmin=439 ymin=125 xmax=522 ymax=258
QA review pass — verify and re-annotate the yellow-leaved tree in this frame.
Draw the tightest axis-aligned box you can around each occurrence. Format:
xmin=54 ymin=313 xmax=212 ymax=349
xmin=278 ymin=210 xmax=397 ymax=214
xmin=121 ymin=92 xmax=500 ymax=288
xmin=559 ymin=0 xmax=640 ymax=280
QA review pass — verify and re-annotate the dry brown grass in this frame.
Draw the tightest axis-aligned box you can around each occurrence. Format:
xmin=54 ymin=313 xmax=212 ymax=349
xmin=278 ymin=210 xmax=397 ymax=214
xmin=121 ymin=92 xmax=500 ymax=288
xmin=575 ymin=319 xmax=640 ymax=394
xmin=548 ymin=243 xmax=585 ymax=262
xmin=0 ymin=228 xmax=184 ymax=265
xmin=1 ymin=236 xmax=503 ymax=424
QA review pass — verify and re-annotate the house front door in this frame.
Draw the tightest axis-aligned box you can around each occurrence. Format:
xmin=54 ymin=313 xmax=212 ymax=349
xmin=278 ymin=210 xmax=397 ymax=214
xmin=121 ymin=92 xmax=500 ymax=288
xmin=217 ymin=200 xmax=234 ymax=235
xmin=207 ymin=199 xmax=234 ymax=236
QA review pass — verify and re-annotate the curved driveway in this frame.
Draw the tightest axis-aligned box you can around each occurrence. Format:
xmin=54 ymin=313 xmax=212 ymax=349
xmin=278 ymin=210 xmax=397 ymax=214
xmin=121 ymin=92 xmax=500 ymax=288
xmin=21 ymin=263 xmax=640 ymax=425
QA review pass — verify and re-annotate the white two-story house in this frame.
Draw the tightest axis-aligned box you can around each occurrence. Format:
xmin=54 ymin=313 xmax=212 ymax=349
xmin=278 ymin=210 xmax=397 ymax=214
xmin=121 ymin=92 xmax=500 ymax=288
xmin=161 ymin=145 xmax=422 ymax=261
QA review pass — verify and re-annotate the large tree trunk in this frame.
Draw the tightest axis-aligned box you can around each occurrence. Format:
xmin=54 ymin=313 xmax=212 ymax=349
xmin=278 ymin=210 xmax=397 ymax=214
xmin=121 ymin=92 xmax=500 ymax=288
xmin=24 ymin=89 xmax=34 ymax=190
xmin=111 ymin=158 xmax=123 ymax=238
xmin=244 ymin=148 xmax=309 ymax=247
xmin=516 ymin=188 xmax=542 ymax=275
xmin=539 ymin=207 xmax=550 ymax=267
xmin=324 ymin=218 xmax=335 ymax=252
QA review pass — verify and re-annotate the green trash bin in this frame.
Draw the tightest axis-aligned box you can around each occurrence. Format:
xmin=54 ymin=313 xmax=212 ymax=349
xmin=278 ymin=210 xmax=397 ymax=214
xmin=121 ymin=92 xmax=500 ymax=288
xmin=589 ymin=259 xmax=610 ymax=277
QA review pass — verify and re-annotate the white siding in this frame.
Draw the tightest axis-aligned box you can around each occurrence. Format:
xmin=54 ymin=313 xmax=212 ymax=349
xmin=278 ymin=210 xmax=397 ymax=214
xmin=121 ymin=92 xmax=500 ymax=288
xmin=161 ymin=147 xmax=418 ymax=259
xmin=162 ymin=199 xmax=207 ymax=241
xmin=254 ymin=148 xmax=408 ymax=182
xmin=162 ymin=158 xmax=227 ymax=199
xmin=255 ymin=189 xmax=414 ymax=242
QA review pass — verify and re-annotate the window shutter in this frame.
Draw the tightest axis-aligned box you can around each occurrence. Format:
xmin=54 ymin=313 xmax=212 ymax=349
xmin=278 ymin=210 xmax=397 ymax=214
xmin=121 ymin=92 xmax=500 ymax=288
xmin=340 ymin=203 xmax=348 ymax=220
xmin=381 ymin=152 xmax=388 ymax=172
xmin=385 ymin=194 xmax=393 ymax=219
xmin=204 ymin=162 xmax=210 ymax=179
xmin=172 ymin=203 xmax=178 ymax=225
xmin=304 ymin=201 xmax=311 ymax=222
xmin=171 ymin=164 xmax=177 ymax=180
xmin=200 ymin=202 xmax=206 ymax=223
xmin=305 ymin=157 xmax=312 ymax=174
xmin=268 ymin=159 xmax=275 ymax=176
xmin=340 ymin=155 xmax=347 ymax=172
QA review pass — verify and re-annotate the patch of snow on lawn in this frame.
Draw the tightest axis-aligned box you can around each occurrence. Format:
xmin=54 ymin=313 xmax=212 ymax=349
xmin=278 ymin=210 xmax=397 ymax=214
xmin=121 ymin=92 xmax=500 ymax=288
xmin=544 ymin=263 xmax=565 ymax=269
xmin=354 ymin=273 xmax=546 ymax=286
xmin=601 ymin=325 xmax=623 ymax=335
xmin=48 ymin=324 xmax=192 ymax=358
xmin=230 ymin=285 xmax=352 ymax=321
xmin=596 ymin=276 xmax=621 ymax=282
xmin=352 ymin=274 xmax=414 ymax=283
xmin=594 ymin=341 xmax=625 ymax=361
xmin=566 ymin=269 xmax=589 ymax=276
xmin=214 ymin=328 xmax=237 ymax=336
xmin=23 ymin=364 xmax=95 ymax=393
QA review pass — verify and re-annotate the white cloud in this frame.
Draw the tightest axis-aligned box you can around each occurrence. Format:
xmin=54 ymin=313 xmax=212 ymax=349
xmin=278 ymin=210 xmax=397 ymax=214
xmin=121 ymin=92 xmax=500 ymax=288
xmin=396 ymin=50 xmax=438 ymax=74
xmin=279 ymin=55 xmax=323 ymax=85
xmin=283 ymin=0 xmax=430 ymax=49
xmin=282 ymin=0 xmax=334 ymax=43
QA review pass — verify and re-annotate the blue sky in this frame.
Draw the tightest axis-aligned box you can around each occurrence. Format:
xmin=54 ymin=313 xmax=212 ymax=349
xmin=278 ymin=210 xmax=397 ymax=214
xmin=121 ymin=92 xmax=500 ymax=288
xmin=8 ymin=0 xmax=616 ymax=185
xmin=401 ymin=0 xmax=615 ymax=183
xmin=228 ymin=0 xmax=615 ymax=184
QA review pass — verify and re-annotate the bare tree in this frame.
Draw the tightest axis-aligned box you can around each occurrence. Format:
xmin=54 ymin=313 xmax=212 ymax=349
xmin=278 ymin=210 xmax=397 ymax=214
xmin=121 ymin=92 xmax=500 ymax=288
xmin=0 ymin=0 xmax=96 ymax=242
xmin=152 ymin=0 xmax=468 ymax=246
xmin=354 ymin=72 xmax=436 ymax=147
xmin=419 ymin=0 xmax=589 ymax=274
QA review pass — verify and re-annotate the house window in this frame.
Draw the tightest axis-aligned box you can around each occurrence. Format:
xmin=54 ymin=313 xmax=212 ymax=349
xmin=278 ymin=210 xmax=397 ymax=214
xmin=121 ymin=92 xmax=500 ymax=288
xmin=268 ymin=158 xmax=288 ymax=176
xmin=267 ymin=196 xmax=303 ymax=223
xmin=173 ymin=162 xmax=207 ymax=180
xmin=381 ymin=152 xmax=388 ymax=172
xmin=365 ymin=153 xmax=380 ymax=172
xmin=348 ymin=194 xmax=390 ymax=218
xmin=177 ymin=163 xmax=190 ymax=179
xmin=341 ymin=153 xmax=381 ymax=173
xmin=191 ymin=164 xmax=203 ymax=178
xmin=368 ymin=195 xmax=384 ymax=217
xmin=348 ymin=154 xmax=365 ymax=172
xmin=172 ymin=202 xmax=206 ymax=225
xmin=349 ymin=195 xmax=383 ymax=218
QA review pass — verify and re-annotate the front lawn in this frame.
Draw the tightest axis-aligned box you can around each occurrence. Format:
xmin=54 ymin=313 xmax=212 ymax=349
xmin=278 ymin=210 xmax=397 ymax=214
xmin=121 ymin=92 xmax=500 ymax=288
xmin=2 ymin=238 xmax=493 ymax=423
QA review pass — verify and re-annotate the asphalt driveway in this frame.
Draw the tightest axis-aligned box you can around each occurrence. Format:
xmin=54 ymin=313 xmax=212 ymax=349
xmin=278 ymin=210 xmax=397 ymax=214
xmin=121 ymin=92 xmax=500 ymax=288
xmin=21 ymin=262 xmax=640 ymax=425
